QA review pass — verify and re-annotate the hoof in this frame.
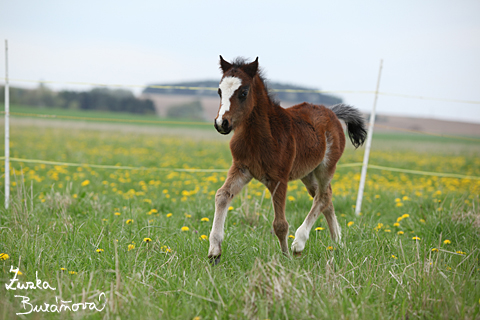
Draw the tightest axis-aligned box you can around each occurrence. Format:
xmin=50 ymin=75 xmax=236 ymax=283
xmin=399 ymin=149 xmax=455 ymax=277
xmin=209 ymin=255 xmax=221 ymax=266
xmin=293 ymin=251 xmax=302 ymax=257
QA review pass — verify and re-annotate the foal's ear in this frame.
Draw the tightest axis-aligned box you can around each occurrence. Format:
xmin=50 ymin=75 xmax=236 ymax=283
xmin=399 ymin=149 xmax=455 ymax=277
xmin=242 ymin=57 xmax=259 ymax=78
xmin=219 ymin=55 xmax=232 ymax=73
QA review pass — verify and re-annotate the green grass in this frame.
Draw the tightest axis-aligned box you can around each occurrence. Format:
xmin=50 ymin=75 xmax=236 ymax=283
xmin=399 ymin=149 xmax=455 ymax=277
xmin=0 ymin=119 xmax=479 ymax=319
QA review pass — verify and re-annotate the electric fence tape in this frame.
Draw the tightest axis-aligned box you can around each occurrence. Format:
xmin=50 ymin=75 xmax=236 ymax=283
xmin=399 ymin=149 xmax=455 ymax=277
xmin=1 ymin=157 xmax=479 ymax=180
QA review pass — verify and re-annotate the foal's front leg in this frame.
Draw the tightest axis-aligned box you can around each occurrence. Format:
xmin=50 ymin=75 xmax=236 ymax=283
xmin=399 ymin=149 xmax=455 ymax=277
xmin=208 ymin=165 xmax=252 ymax=265
xmin=268 ymin=180 xmax=290 ymax=254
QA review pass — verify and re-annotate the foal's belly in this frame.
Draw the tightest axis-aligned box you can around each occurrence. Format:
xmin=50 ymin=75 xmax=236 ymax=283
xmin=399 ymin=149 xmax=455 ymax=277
xmin=288 ymin=142 xmax=325 ymax=181
xmin=288 ymin=157 xmax=322 ymax=181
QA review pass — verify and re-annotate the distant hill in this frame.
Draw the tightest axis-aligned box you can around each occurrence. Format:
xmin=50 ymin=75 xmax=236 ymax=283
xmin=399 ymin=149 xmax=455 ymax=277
xmin=143 ymin=80 xmax=342 ymax=106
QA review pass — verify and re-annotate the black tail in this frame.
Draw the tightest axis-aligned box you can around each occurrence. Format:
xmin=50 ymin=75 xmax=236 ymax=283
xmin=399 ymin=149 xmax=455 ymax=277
xmin=330 ymin=104 xmax=367 ymax=148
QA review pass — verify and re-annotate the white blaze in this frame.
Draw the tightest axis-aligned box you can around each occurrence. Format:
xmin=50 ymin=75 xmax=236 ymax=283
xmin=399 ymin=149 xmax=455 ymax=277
xmin=216 ymin=76 xmax=242 ymax=126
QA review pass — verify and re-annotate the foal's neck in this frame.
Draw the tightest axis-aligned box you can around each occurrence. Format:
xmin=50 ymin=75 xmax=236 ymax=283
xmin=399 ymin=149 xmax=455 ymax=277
xmin=236 ymin=81 xmax=276 ymax=139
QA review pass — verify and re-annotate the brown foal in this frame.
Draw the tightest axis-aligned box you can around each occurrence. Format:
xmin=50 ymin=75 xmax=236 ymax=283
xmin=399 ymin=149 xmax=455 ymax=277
xmin=208 ymin=56 xmax=367 ymax=264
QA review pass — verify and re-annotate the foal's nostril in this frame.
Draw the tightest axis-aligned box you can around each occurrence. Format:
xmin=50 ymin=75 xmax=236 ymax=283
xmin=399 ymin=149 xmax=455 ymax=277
xmin=221 ymin=119 xmax=229 ymax=130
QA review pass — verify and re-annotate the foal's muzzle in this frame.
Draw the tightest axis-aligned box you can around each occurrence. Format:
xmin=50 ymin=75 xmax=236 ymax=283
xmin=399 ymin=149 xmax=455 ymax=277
xmin=214 ymin=119 xmax=232 ymax=135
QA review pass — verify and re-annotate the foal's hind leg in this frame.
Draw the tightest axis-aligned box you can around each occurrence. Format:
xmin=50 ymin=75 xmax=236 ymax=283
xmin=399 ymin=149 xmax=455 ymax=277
xmin=208 ymin=165 xmax=252 ymax=265
xmin=300 ymin=172 xmax=318 ymax=198
xmin=291 ymin=173 xmax=319 ymax=254
xmin=292 ymin=169 xmax=341 ymax=254
xmin=291 ymin=180 xmax=328 ymax=254
xmin=322 ymin=199 xmax=341 ymax=243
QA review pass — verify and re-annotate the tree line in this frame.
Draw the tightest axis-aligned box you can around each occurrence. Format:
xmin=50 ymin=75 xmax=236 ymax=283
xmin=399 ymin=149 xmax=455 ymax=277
xmin=0 ymin=84 xmax=156 ymax=114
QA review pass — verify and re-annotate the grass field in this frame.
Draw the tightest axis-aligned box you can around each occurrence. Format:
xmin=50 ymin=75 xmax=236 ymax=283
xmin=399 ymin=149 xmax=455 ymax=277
xmin=0 ymin=114 xmax=479 ymax=319
xmin=3 ymin=105 xmax=213 ymax=130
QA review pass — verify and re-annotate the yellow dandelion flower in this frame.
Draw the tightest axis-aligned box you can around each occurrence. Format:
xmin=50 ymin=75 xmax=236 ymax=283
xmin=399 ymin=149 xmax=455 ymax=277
xmin=396 ymin=217 xmax=403 ymax=222
xmin=143 ymin=238 xmax=152 ymax=243
xmin=402 ymin=214 xmax=410 ymax=218
xmin=181 ymin=226 xmax=190 ymax=232
xmin=200 ymin=234 xmax=208 ymax=240
xmin=166 ymin=213 xmax=172 ymax=218
xmin=419 ymin=219 xmax=426 ymax=223
xmin=395 ymin=198 xmax=401 ymax=203
xmin=228 ymin=206 xmax=234 ymax=211
xmin=193 ymin=316 xmax=201 ymax=320
xmin=185 ymin=214 xmax=192 ymax=218
xmin=0 ymin=253 xmax=9 ymax=260
xmin=374 ymin=223 xmax=384 ymax=231
xmin=391 ymin=255 xmax=398 ymax=259
xmin=289 ymin=235 xmax=295 ymax=239
xmin=201 ymin=217 xmax=209 ymax=222
xmin=81 ymin=180 xmax=90 ymax=187
xmin=347 ymin=221 xmax=354 ymax=227
xmin=114 ymin=212 xmax=121 ymax=216
xmin=326 ymin=246 xmax=334 ymax=251
xmin=402 ymin=196 xmax=410 ymax=201
xmin=12 ymin=270 xmax=23 ymax=275
xmin=287 ymin=196 xmax=295 ymax=201
xmin=96 ymin=248 xmax=104 ymax=253
xmin=443 ymin=239 xmax=451 ymax=244
xmin=397 ymin=231 xmax=404 ymax=235
xmin=126 ymin=219 xmax=134 ymax=224
xmin=432 ymin=248 xmax=439 ymax=252
xmin=384 ymin=229 xmax=391 ymax=233
xmin=69 ymin=271 xmax=77 ymax=275
xmin=456 ymin=251 xmax=466 ymax=255
xmin=393 ymin=222 xmax=400 ymax=227
xmin=60 ymin=268 xmax=66 ymax=272
xmin=412 ymin=236 xmax=421 ymax=241
xmin=161 ymin=245 xmax=172 ymax=253
xmin=315 ymin=227 xmax=324 ymax=231
xmin=375 ymin=195 xmax=380 ymax=199
xmin=128 ymin=244 xmax=135 ymax=251
xmin=396 ymin=202 xmax=404 ymax=207
xmin=73 ymin=194 xmax=77 ymax=198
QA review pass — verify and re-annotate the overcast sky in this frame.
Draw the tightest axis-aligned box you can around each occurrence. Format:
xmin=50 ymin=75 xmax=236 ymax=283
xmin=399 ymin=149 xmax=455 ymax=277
xmin=1 ymin=0 xmax=479 ymax=123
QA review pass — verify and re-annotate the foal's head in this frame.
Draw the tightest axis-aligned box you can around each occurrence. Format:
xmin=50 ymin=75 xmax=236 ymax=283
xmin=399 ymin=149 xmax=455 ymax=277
xmin=214 ymin=56 xmax=259 ymax=135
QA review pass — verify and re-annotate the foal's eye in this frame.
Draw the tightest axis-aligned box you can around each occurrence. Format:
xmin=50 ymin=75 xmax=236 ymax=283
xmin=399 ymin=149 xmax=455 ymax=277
xmin=217 ymin=88 xmax=222 ymax=97
xmin=239 ymin=90 xmax=248 ymax=99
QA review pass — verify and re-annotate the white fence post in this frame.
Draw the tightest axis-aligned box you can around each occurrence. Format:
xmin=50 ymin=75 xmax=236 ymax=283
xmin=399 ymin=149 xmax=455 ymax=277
xmin=355 ymin=59 xmax=383 ymax=216
xmin=4 ymin=40 xmax=9 ymax=209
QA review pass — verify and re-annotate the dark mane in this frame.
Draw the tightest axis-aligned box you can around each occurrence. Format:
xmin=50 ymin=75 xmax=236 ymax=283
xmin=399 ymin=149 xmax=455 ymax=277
xmin=229 ymin=57 xmax=280 ymax=106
